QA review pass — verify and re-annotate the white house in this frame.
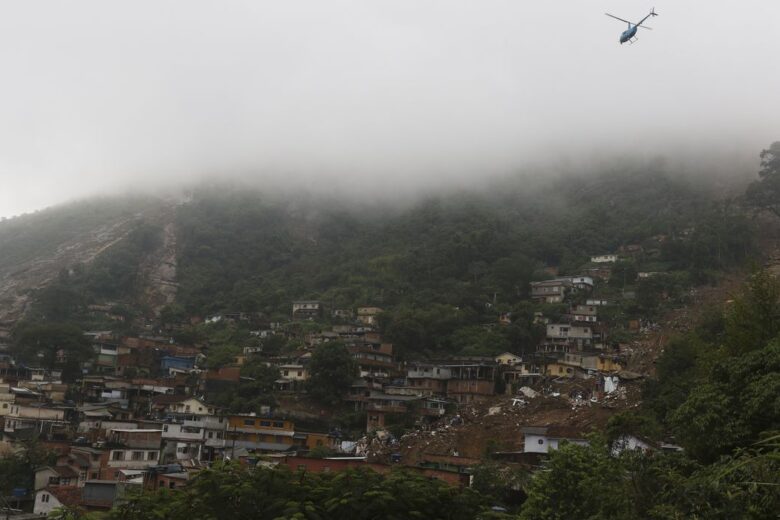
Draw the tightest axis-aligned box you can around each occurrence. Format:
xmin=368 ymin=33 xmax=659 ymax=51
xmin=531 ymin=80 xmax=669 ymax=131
xmin=34 ymin=487 xmax=81 ymax=516
xmin=522 ymin=426 xmax=589 ymax=454
xmin=590 ymin=255 xmax=618 ymax=263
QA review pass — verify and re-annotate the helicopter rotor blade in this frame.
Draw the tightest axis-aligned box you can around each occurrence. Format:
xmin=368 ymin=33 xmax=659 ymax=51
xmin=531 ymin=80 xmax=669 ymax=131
xmin=605 ymin=12 xmax=632 ymax=24
xmin=638 ymin=25 xmax=653 ymax=30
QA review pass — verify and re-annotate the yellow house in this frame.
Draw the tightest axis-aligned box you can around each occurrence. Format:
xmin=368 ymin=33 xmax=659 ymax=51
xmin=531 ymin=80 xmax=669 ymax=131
xmin=297 ymin=431 xmax=337 ymax=451
xmin=544 ymin=363 xmax=576 ymax=378
xmin=226 ymin=415 xmax=296 ymax=452
xmin=494 ymin=352 xmax=522 ymax=366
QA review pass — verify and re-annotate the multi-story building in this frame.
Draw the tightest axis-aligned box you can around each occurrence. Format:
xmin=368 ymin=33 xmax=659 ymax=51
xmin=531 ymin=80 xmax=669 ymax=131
xmin=405 ymin=364 xmax=452 ymax=396
xmin=292 ymin=301 xmax=322 ymax=320
xmin=225 ymin=415 xmax=297 ymax=453
xmin=442 ymin=360 xmax=496 ymax=404
xmin=3 ymin=403 xmax=72 ymax=434
xmin=530 ymin=279 xmax=572 ymax=304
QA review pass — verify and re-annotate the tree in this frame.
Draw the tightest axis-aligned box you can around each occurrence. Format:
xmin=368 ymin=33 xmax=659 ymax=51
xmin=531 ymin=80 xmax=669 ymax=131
xmin=746 ymin=141 xmax=780 ymax=217
xmin=12 ymin=322 xmax=92 ymax=382
xmin=306 ymin=342 xmax=357 ymax=406
xmin=670 ymin=340 xmax=780 ymax=463
xmin=519 ymin=437 xmax=633 ymax=520
xmin=724 ymin=269 xmax=780 ymax=356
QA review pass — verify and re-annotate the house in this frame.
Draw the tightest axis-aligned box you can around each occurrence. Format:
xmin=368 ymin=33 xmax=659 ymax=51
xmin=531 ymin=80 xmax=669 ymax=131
xmin=106 ymin=429 xmax=162 ymax=477
xmin=160 ymin=415 xmax=227 ymax=463
xmin=0 ymin=382 xmax=13 ymax=418
xmin=494 ymin=352 xmax=522 ymax=366
xmin=279 ymin=364 xmax=308 ymax=381
xmin=356 ymin=307 xmax=383 ymax=326
xmin=530 ymin=279 xmax=572 ymax=304
xmin=225 ymin=415 xmax=297 ymax=453
xmin=151 ymin=396 xmax=217 ymax=418
xmin=292 ymin=301 xmax=322 ymax=320
xmin=559 ymin=276 xmax=594 ymax=290
xmin=349 ymin=341 xmax=395 ymax=379
xmin=571 ymin=304 xmax=598 ymax=323
xmin=274 ymin=364 xmax=309 ymax=392
xmin=543 ymin=362 xmax=577 ymax=378
xmin=80 ymin=480 xmax=137 ymax=510
xmin=442 ymin=360 xmax=496 ymax=403
xmin=59 ymin=446 xmax=109 ymax=485
xmin=331 ymin=308 xmax=354 ymax=320
xmin=34 ymin=486 xmax=82 ymax=516
xmin=586 ymin=298 xmax=608 ymax=306
xmin=563 ymin=352 xmax=622 ymax=373
xmin=522 ymin=426 xmax=589 ymax=454
xmin=160 ymin=356 xmax=196 ymax=372
xmin=3 ymin=403 xmax=72 ymax=434
xmin=544 ymin=324 xmax=593 ymax=351
xmin=590 ymin=254 xmax=618 ymax=263
xmin=34 ymin=465 xmax=80 ymax=490
xmin=611 ymin=434 xmax=658 ymax=455
xmin=405 ymin=364 xmax=451 ymax=396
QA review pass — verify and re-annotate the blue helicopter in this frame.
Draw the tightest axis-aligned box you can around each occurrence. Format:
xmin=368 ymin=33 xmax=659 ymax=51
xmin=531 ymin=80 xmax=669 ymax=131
xmin=605 ymin=8 xmax=658 ymax=44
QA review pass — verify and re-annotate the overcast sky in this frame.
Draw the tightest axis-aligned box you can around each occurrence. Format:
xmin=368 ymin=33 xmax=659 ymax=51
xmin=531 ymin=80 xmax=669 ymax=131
xmin=1 ymin=1 xmax=779 ymax=217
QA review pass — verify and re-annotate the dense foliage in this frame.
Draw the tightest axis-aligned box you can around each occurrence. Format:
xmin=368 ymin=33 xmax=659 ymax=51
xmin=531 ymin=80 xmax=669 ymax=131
xmin=172 ymin=169 xmax=754 ymax=359
xmin=746 ymin=141 xmax=780 ymax=217
xmin=103 ymin=463 xmax=494 ymax=520
xmin=306 ymin=342 xmax=357 ymax=406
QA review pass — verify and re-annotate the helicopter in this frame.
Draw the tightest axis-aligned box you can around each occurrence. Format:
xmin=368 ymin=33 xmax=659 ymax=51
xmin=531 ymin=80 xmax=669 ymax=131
xmin=605 ymin=8 xmax=658 ymax=44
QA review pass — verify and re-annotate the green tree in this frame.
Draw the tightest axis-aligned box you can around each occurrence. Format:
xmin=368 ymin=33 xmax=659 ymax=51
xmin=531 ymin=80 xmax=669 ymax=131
xmin=12 ymin=322 xmax=92 ymax=381
xmin=520 ymin=437 xmax=632 ymax=520
xmin=306 ymin=342 xmax=357 ymax=406
xmin=724 ymin=269 xmax=780 ymax=355
xmin=745 ymin=141 xmax=780 ymax=218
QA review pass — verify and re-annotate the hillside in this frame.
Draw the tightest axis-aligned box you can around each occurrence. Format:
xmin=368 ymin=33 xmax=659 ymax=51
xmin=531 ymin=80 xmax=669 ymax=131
xmin=0 ymin=197 xmax=178 ymax=326
xmin=0 ymin=167 xmax=756 ymax=353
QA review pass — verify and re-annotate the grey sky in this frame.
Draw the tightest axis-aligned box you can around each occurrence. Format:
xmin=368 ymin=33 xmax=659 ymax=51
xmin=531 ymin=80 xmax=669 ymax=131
xmin=1 ymin=1 xmax=779 ymax=217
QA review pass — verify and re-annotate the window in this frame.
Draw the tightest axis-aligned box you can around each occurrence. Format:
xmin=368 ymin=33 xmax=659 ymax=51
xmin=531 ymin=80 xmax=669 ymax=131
xmin=112 ymin=451 xmax=124 ymax=461
xmin=41 ymin=494 xmax=49 ymax=503
xmin=273 ymin=421 xmax=284 ymax=428
xmin=169 ymin=482 xmax=176 ymax=489
xmin=148 ymin=451 xmax=158 ymax=460
xmin=244 ymin=419 xmax=255 ymax=426
xmin=163 ymin=425 xmax=169 ymax=432
xmin=131 ymin=451 xmax=143 ymax=461
xmin=91 ymin=472 xmax=98 ymax=479
xmin=538 ymin=439 xmax=544 ymax=445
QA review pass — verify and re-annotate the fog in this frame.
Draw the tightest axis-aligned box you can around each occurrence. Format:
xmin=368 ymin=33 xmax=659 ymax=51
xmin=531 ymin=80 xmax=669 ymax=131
xmin=1 ymin=1 xmax=779 ymax=218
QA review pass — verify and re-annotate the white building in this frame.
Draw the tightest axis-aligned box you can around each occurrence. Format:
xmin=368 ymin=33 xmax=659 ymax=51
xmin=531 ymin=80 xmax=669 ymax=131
xmin=522 ymin=426 xmax=589 ymax=454
xmin=590 ymin=255 xmax=618 ymax=263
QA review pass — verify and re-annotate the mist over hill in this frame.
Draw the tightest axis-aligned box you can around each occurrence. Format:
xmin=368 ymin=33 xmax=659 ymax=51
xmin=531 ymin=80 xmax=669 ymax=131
xmin=0 ymin=161 xmax=758 ymax=360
